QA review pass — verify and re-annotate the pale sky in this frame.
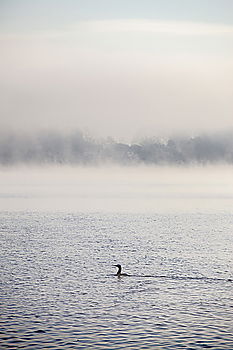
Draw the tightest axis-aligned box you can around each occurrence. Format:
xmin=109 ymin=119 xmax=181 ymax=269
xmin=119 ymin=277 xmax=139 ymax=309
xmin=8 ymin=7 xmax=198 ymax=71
xmin=1 ymin=0 xmax=233 ymax=140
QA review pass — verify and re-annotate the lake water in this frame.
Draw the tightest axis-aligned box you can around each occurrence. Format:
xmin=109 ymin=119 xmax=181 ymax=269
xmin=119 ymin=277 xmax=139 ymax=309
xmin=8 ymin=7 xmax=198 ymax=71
xmin=1 ymin=166 xmax=233 ymax=349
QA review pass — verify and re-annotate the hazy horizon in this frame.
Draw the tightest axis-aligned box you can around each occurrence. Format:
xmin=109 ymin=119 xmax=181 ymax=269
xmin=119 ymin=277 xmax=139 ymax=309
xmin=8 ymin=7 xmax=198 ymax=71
xmin=0 ymin=128 xmax=233 ymax=166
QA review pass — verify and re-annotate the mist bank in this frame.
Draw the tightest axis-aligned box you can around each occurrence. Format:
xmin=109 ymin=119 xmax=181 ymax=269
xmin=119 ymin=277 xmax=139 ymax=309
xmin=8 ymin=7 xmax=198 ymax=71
xmin=0 ymin=130 xmax=233 ymax=166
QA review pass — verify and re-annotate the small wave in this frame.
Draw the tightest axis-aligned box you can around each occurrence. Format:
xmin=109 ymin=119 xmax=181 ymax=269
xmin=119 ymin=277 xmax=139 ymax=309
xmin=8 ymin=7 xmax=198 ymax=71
xmin=111 ymin=274 xmax=232 ymax=283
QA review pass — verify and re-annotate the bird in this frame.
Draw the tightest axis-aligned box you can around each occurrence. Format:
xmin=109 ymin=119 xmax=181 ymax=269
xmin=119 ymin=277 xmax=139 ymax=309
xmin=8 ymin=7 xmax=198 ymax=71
xmin=113 ymin=264 xmax=129 ymax=276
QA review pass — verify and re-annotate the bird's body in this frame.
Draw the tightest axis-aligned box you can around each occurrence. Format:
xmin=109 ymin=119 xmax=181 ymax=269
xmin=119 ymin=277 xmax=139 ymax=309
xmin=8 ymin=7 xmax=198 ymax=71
xmin=113 ymin=264 xmax=129 ymax=276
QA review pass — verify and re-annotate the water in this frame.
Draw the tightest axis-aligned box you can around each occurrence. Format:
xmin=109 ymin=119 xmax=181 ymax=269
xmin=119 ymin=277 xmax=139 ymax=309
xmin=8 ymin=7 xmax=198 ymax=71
xmin=1 ymin=166 xmax=233 ymax=349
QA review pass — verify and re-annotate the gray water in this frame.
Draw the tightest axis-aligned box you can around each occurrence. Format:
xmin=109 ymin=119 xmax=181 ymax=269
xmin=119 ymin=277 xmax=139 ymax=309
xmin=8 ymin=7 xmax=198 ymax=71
xmin=1 ymin=166 xmax=233 ymax=349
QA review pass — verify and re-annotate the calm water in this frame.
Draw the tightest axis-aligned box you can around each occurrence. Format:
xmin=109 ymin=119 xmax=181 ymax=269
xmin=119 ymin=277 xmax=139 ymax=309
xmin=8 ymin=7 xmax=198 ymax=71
xmin=1 ymin=166 xmax=233 ymax=349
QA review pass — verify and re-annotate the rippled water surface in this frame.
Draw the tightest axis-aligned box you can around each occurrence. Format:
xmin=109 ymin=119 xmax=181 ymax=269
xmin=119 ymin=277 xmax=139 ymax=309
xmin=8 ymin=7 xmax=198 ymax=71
xmin=1 ymin=167 xmax=233 ymax=349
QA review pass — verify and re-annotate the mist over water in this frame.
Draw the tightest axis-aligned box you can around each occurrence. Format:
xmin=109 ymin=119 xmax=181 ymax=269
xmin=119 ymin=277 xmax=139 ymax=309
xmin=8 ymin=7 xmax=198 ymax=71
xmin=1 ymin=160 xmax=233 ymax=349
xmin=1 ymin=165 xmax=233 ymax=349
xmin=1 ymin=164 xmax=233 ymax=213
xmin=0 ymin=130 xmax=233 ymax=166
xmin=1 ymin=1 xmax=233 ymax=348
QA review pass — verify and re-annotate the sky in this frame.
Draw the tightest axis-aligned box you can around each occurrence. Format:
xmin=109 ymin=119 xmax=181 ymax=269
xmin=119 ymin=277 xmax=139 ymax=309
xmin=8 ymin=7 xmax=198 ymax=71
xmin=0 ymin=0 xmax=233 ymax=140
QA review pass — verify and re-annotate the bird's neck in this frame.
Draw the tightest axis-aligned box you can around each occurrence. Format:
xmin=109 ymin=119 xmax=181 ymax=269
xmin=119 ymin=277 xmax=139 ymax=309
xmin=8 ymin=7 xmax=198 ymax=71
xmin=117 ymin=266 xmax=122 ymax=275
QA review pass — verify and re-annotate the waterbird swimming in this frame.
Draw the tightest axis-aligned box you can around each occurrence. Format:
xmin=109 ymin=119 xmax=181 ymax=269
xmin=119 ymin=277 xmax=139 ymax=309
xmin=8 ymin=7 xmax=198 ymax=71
xmin=113 ymin=264 xmax=129 ymax=276
xmin=113 ymin=265 xmax=232 ymax=282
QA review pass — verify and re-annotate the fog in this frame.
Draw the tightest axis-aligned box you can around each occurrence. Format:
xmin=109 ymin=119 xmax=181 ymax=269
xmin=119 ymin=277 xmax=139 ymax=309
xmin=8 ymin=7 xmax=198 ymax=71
xmin=1 ymin=44 xmax=232 ymax=139
xmin=1 ymin=9 xmax=233 ymax=139
xmin=0 ymin=130 xmax=233 ymax=166
xmin=1 ymin=163 xmax=233 ymax=213
xmin=1 ymin=2 xmax=233 ymax=141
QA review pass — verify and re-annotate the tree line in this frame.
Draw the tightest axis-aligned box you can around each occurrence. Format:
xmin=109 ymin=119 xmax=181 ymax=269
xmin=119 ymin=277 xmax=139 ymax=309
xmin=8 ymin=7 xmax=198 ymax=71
xmin=0 ymin=130 xmax=233 ymax=165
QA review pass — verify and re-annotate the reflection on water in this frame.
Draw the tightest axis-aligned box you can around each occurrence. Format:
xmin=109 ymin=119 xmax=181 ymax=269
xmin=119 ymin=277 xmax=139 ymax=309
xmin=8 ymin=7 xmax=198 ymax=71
xmin=1 ymin=166 xmax=233 ymax=349
xmin=1 ymin=211 xmax=233 ymax=349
